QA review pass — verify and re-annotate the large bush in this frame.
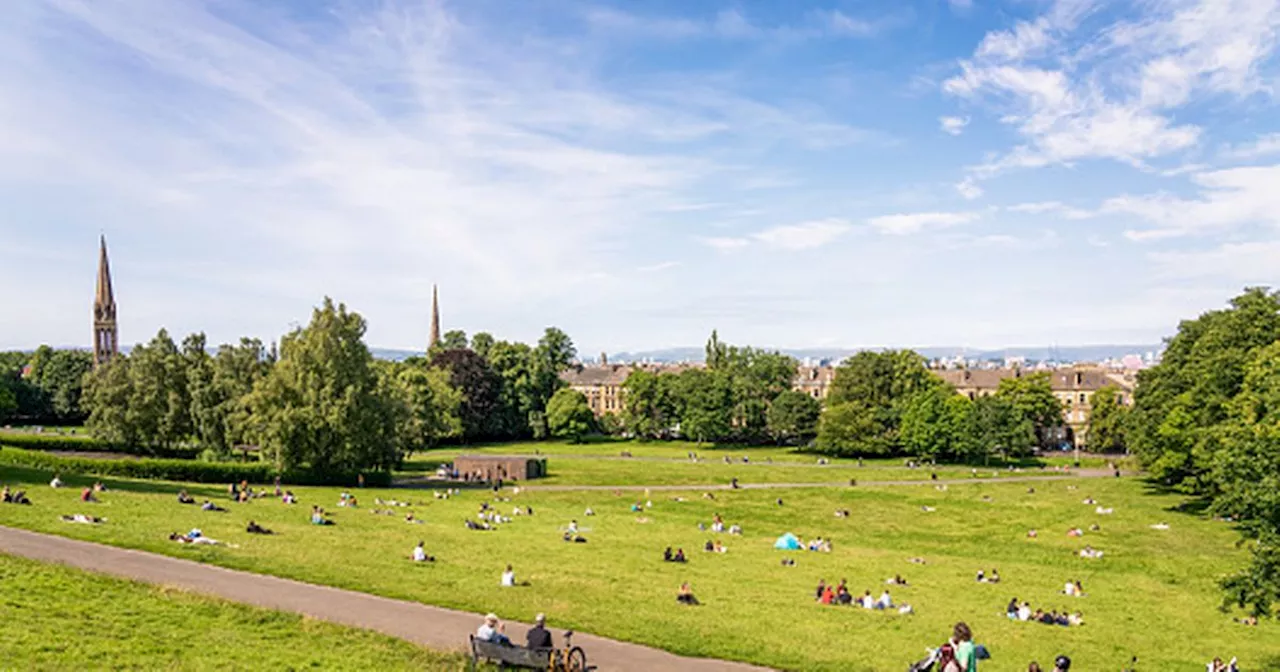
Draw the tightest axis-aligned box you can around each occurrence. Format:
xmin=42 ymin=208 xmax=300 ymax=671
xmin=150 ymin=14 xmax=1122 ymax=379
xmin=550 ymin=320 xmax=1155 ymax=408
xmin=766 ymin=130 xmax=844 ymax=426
xmin=0 ymin=432 xmax=200 ymax=459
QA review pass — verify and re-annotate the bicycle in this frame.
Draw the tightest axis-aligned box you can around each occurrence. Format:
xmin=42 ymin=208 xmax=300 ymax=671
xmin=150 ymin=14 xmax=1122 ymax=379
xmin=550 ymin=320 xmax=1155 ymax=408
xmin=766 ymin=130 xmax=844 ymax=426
xmin=548 ymin=630 xmax=588 ymax=672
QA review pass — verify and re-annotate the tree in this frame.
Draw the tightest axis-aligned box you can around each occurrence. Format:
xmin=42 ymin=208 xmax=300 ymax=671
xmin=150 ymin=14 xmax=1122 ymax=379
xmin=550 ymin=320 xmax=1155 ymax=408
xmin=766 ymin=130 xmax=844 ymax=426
xmin=244 ymin=298 xmax=399 ymax=474
xmin=190 ymin=338 xmax=271 ymax=457
xmin=1087 ymin=386 xmax=1128 ymax=452
xmin=470 ymin=332 xmax=495 ymax=360
xmin=818 ymin=350 xmax=942 ymax=455
xmin=440 ymin=330 xmax=469 ymax=350
xmin=381 ymin=360 xmax=462 ymax=454
xmin=995 ymin=372 xmax=1064 ymax=449
xmin=83 ymin=329 xmax=194 ymax=451
xmin=1129 ymin=287 xmax=1280 ymax=489
xmin=1220 ymin=532 xmax=1280 ymax=619
xmin=900 ymin=386 xmax=980 ymax=462
xmin=34 ymin=349 xmax=94 ymax=420
xmin=546 ymin=388 xmax=594 ymax=443
xmin=973 ymin=393 xmax=1037 ymax=460
xmin=430 ymin=348 xmax=504 ymax=441
xmin=673 ymin=368 xmax=732 ymax=444
xmin=705 ymin=330 xmax=728 ymax=370
xmin=0 ymin=383 xmax=16 ymax=422
xmin=766 ymin=390 xmax=821 ymax=445
xmin=622 ymin=369 xmax=675 ymax=440
xmin=485 ymin=339 xmax=538 ymax=439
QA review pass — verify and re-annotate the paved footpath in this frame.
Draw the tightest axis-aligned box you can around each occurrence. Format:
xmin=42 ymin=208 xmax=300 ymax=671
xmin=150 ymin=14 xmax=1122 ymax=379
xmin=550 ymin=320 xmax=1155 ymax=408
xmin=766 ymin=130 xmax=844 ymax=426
xmin=0 ymin=526 xmax=769 ymax=672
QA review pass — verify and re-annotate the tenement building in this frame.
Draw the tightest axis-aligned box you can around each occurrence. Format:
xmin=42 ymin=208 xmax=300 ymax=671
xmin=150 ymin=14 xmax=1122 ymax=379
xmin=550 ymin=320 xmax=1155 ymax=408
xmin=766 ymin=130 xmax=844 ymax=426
xmin=932 ymin=367 xmax=1135 ymax=449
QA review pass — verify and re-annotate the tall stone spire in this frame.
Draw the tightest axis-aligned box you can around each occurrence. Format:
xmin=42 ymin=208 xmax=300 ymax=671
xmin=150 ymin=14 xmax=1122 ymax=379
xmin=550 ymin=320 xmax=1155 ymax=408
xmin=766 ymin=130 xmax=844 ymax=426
xmin=92 ymin=235 xmax=119 ymax=369
xmin=428 ymin=284 xmax=440 ymax=350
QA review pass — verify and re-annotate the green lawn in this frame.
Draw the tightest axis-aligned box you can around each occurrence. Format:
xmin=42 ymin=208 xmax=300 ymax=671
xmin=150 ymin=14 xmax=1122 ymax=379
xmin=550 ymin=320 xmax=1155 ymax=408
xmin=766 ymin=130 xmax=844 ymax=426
xmin=0 ymin=552 xmax=469 ymax=671
xmin=400 ymin=440 xmax=1129 ymax=487
xmin=0 ymin=457 xmax=1271 ymax=671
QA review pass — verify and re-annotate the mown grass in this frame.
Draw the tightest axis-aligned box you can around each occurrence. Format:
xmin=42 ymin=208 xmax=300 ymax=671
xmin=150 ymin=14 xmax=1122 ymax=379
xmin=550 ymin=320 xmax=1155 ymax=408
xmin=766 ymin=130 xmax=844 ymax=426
xmin=0 ymin=552 xmax=471 ymax=671
xmin=1 ymin=455 xmax=1270 ymax=671
xmin=400 ymin=440 xmax=1129 ymax=487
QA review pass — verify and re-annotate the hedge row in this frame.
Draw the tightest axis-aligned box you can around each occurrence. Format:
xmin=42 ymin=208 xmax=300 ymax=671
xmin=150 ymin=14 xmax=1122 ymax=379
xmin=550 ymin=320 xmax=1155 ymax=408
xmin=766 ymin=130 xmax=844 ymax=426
xmin=0 ymin=433 xmax=201 ymax=460
xmin=0 ymin=446 xmax=390 ymax=487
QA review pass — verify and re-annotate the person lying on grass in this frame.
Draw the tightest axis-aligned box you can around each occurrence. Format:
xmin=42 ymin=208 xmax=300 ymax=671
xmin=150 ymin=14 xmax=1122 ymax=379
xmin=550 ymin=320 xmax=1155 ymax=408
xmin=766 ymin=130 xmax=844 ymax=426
xmin=2 ymin=486 xmax=31 ymax=505
xmin=169 ymin=529 xmax=225 ymax=545
xmin=246 ymin=520 xmax=273 ymax=535
xmin=677 ymin=582 xmax=699 ymax=605
xmin=177 ymin=490 xmax=196 ymax=504
xmin=60 ymin=514 xmax=103 ymax=524
xmin=201 ymin=500 xmax=227 ymax=512
xmin=465 ymin=519 xmax=491 ymax=531
xmin=411 ymin=541 xmax=434 ymax=562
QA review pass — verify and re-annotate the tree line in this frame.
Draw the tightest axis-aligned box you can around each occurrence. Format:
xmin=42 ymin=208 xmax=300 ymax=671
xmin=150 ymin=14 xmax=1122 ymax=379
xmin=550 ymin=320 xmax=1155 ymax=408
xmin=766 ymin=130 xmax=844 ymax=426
xmin=1128 ymin=287 xmax=1280 ymax=620
xmin=69 ymin=298 xmax=577 ymax=475
xmin=0 ymin=346 xmax=94 ymax=425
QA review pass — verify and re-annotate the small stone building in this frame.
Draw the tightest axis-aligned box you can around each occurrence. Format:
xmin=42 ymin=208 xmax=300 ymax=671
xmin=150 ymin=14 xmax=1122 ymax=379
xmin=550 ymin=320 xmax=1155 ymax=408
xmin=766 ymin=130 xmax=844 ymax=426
xmin=452 ymin=455 xmax=548 ymax=482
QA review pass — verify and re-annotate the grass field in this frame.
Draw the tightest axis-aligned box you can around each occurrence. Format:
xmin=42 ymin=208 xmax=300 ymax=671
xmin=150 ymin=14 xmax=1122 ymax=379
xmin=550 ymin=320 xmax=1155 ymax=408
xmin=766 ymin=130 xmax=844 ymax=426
xmin=0 ymin=552 xmax=470 ymax=671
xmin=399 ymin=440 xmax=1129 ymax=487
xmin=3 ymin=443 xmax=1274 ymax=672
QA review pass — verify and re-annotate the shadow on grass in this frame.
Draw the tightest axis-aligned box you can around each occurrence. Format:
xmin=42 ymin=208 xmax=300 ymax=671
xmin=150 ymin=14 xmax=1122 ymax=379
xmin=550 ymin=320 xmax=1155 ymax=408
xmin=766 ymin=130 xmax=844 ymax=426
xmin=1137 ymin=478 xmax=1216 ymax=517
xmin=0 ymin=465 xmax=228 ymax=499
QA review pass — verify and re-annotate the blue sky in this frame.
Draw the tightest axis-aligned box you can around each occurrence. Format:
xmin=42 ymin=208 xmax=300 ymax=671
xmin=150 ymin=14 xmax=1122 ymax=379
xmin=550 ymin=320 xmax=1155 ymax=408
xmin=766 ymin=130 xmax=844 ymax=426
xmin=2 ymin=0 xmax=1279 ymax=355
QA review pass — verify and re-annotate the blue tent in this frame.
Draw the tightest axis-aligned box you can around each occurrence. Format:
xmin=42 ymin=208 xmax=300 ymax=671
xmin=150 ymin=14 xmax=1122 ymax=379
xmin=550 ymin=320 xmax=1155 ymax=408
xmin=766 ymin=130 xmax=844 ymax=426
xmin=774 ymin=532 xmax=801 ymax=550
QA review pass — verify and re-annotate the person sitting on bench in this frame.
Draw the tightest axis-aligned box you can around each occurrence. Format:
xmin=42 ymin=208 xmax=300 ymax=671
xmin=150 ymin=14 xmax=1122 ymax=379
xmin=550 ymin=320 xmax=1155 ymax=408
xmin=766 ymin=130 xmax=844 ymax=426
xmin=246 ymin=520 xmax=273 ymax=535
xmin=526 ymin=613 xmax=554 ymax=649
xmin=476 ymin=613 xmax=511 ymax=646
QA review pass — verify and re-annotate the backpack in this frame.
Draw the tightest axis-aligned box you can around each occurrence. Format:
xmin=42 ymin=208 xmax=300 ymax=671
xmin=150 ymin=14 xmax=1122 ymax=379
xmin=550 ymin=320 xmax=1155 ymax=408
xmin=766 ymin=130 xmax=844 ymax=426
xmin=937 ymin=643 xmax=961 ymax=672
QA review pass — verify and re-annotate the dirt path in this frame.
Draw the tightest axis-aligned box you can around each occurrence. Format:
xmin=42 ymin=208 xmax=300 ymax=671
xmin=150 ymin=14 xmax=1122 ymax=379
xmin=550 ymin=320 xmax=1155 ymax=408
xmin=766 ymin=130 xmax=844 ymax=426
xmin=0 ymin=526 xmax=768 ymax=672
xmin=474 ymin=469 xmax=1125 ymax=493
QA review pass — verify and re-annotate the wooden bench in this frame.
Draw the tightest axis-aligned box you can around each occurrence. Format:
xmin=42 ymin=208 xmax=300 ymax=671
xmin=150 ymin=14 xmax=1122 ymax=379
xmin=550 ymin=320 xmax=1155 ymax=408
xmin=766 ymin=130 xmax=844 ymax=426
xmin=469 ymin=635 xmax=552 ymax=670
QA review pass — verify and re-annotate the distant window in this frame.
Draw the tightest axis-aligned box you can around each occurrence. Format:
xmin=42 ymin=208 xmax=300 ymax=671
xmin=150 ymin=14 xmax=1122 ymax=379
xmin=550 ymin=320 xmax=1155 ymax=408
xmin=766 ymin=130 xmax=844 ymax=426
xmin=1079 ymin=393 xmax=1086 ymax=404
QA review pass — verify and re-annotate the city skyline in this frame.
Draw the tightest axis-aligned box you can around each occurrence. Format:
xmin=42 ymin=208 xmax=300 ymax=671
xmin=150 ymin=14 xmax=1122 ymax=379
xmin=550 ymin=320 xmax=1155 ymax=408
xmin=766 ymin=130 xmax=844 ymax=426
xmin=3 ymin=1 xmax=1279 ymax=354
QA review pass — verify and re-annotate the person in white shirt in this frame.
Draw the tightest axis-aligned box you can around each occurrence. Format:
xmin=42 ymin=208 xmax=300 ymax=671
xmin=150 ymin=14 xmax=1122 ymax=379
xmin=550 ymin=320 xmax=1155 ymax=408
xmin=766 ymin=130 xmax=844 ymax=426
xmin=568 ymin=520 xmax=578 ymax=534
xmin=476 ymin=614 xmax=511 ymax=645
xmin=411 ymin=541 xmax=434 ymax=562
xmin=1064 ymin=581 xmax=1076 ymax=596
xmin=501 ymin=564 xmax=516 ymax=587
xmin=877 ymin=590 xmax=893 ymax=610
xmin=1018 ymin=602 xmax=1032 ymax=621
xmin=50 ymin=474 xmax=64 ymax=488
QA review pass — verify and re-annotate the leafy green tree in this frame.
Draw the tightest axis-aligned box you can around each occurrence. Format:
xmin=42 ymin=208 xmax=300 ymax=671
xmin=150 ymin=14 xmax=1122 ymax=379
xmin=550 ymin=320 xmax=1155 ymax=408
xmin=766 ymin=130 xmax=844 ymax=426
xmin=973 ymin=393 xmax=1037 ymax=459
xmin=816 ymin=402 xmax=894 ymax=456
xmin=546 ymin=388 xmax=594 ymax=443
xmin=190 ymin=338 xmax=271 ymax=457
xmin=673 ymin=368 xmax=732 ymax=444
xmin=440 ymin=330 xmax=469 ymax=350
xmin=429 ymin=348 xmax=504 ymax=441
xmin=622 ymin=369 xmax=674 ymax=439
xmin=380 ymin=360 xmax=462 ymax=454
xmin=32 ymin=349 xmax=94 ymax=420
xmin=82 ymin=357 xmax=135 ymax=446
xmin=470 ymin=332 xmax=495 ymax=360
xmin=1129 ymin=287 xmax=1280 ymax=489
xmin=1220 ymin=532 xmax=1280 ymax=620
xmin=244 ymin=298 xmax=399 ymax=474
xmin=84 ymin=329 xmax=194 ymax=451
xmin=766 ymin=390 xmax=821 ymax=445
xmin=995 ymin=372 xmax=1064 ymax=448
xmin=725 ymin=347 xmax=797 ymax=443
xmin=1087 ymin=386 xmax=1128 ymax=452
xmin=900 ymin=386 xmax=980 ymax=461
xmin=0 ymin=383 xmax=16 ymax=422
xmin=705 ymin=330 xmax=728 ymax=370
xmin=818 ymin=350 xmax=941 ymax=455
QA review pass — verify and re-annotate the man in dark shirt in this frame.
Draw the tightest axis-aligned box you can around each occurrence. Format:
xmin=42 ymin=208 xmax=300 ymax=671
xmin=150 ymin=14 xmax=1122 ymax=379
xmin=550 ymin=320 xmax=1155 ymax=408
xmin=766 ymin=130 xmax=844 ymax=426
xmin=526 ymin=614 xmax=554 ymax=649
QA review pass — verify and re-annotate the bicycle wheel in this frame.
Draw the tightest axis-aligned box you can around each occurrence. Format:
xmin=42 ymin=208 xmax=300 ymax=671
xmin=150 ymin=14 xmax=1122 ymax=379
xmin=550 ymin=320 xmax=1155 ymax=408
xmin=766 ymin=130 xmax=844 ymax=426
xmin=566 ymin=647 xmax=587 ymax=672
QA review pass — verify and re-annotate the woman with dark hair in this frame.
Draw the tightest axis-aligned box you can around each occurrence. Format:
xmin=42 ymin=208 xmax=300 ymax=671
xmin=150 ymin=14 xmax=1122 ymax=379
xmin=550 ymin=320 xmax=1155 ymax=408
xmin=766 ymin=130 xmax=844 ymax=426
xmin=949 ymin=622 xmax=977 ymax=672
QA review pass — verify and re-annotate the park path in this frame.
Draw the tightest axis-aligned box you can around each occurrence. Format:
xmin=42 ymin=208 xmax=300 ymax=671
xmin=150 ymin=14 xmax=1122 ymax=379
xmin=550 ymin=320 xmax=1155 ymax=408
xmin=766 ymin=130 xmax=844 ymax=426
xmin=431 ymin=469 xmax=1124 ymax=493
xmin=0 ymin=526 xmax=769 ymax=672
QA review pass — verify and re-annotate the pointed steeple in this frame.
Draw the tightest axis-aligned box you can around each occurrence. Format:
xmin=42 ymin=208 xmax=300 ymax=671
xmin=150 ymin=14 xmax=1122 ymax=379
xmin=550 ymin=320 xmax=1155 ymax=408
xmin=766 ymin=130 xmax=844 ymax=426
xmin=92 ymin=236 xmax=119 ymax=369
xmin=428 ymin=284 xmax=441 ymax=350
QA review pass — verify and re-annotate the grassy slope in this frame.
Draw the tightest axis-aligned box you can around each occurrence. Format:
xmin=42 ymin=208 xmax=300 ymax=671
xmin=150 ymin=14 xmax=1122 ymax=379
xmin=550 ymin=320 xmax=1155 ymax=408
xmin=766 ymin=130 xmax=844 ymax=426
xmin=0 ymin=552 xmax=469 ymax=671
xmin=0 ymin=460 xmax=1270 ymax=671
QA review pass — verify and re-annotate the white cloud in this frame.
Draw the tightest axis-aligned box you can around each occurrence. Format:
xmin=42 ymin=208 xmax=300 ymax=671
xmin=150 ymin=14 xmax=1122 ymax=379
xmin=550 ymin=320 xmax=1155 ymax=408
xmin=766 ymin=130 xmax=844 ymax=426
xmin=1105 ymin=164 xmax=1280 ymax=240
xmin=949 ymin=0 xmax=975 ymax=11
xmin=867 ymin=211 xmax=979 ymax=235
xmin=944 ymin=0 xmax=1280 ymax=189
xmin=956 ymin=178 xmax=984 ymax=199
xmin=584 ymin=7 xmax=894 ymax=41
xmin=700 ymin=236 xmax=751 ymax=252
xmin=1005 ymin=201 xmax=1092 ymax=219
xmin=1221 ymin=133 xmax=1280 ymax=160
xmin=940 ymin=116 xmax=969 ymax=135
xmin=637 ymin=261 xmax=680 ymax=273
xmin=1149 ymin=240 xmax=1280 ymax=283
xmin=750 ymin=219 xmax=851 ymax=250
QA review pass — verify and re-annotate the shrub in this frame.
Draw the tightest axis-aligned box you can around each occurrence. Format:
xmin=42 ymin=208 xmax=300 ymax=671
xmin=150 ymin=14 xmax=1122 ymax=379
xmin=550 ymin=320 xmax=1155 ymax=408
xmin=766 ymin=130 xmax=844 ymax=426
xmin=0 ymin=432 xmax=200 ymax=459
xmin=0 ymin=446 xmax=389 ymax=487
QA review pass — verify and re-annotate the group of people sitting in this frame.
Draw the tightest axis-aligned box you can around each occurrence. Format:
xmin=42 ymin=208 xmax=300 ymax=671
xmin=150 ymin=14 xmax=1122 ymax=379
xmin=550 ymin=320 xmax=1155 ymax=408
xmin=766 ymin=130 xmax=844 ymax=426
xmin=337 ymin=492 xmax=359 ymax=508
xmin=975 ymin=568 xmax=1001 ymax=583
xmin=1007 ymin=599 xmax=1084 ymax=626
xmin=662 ymin=547 xmax=688 ymax=563
xmin=1062 ymin=579 xmax=1086 ymax=597
xmin=815 ymin=579 xmax=913 ymax=614
xmin=1 ymin=485 xmax=31 ymax=505
xmin=474 ymin=612 xmax=556 ymax=649
xmin=1207 ymin=656 xmax=1241 ymax=671
xmin=807 ymin=537 xmax=832 ymax=552
xmin=704 ymin=539 xmax=727 ymax=553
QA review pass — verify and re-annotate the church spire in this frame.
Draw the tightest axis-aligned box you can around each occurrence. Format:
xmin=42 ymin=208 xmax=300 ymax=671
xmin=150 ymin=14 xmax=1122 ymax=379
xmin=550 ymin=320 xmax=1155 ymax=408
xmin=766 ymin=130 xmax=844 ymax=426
xmin=428 ymin=284 xmax=440 ymax=350
xmin=93 ymin=236 xmax=119 ymax=369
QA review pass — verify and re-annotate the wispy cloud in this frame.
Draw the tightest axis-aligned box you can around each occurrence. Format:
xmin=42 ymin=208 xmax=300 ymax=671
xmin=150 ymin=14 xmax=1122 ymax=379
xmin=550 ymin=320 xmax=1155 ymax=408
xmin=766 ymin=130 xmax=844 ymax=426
xmin=867 ymin=211 xmax=979 ymax=235
xmin=1006 ymin=201 xmax=1092 ymax=219
xmin=700 ymin=236 xmax=752 ymax=252
xmin=943 ymin=0 xmax=1280 ymax=192
xmin=940 ymin=116 xmax=969 ymax=135
xmin=1221 ymin=133 xmax=1280 ymax=160
xmin=1107 ymin=164 xmax=1280 ymax=240
xmin=751 ymin=219 xmax=852 ymax=250
xmin=583 ymin=7 xmax=902 ymax=42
